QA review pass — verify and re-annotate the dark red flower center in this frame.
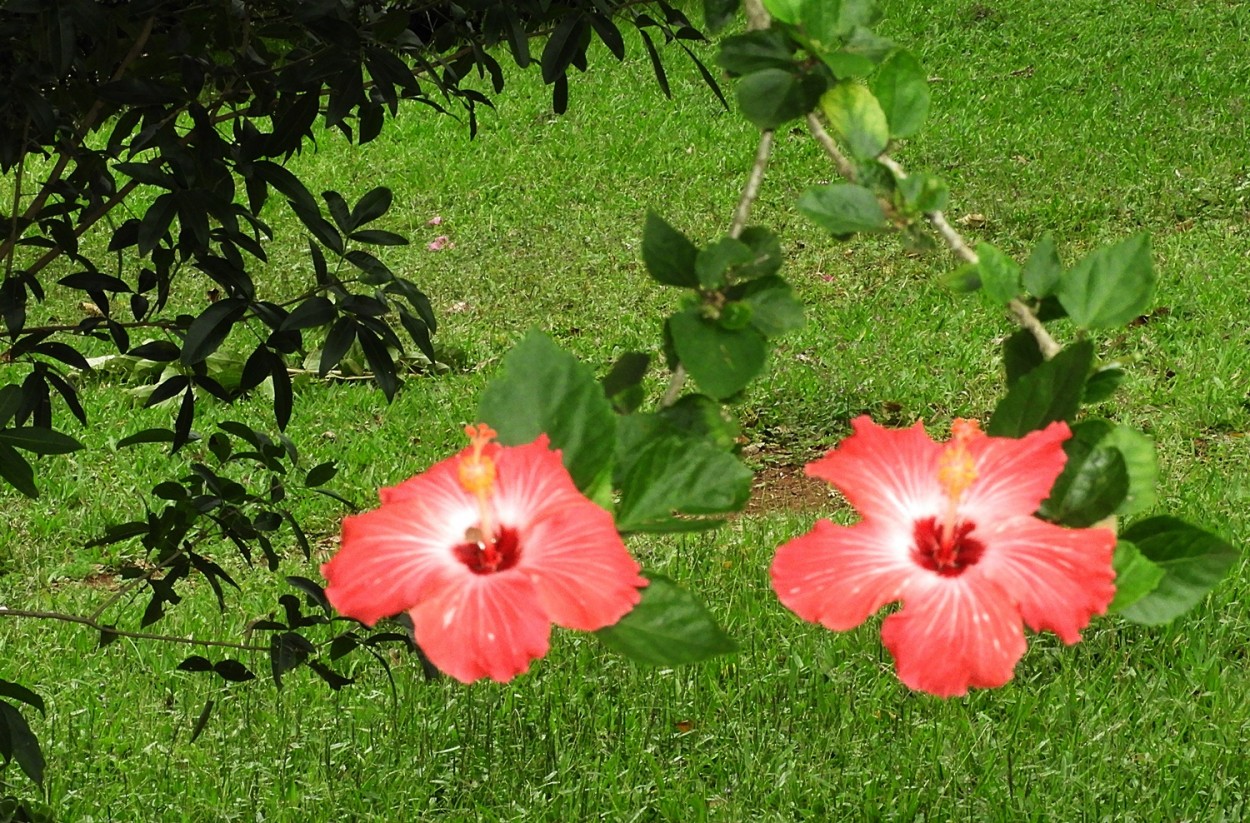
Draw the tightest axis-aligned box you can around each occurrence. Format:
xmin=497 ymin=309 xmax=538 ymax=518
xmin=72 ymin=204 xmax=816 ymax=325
xmin=912 ymin=516 xmax=986 ymax=577
xmin=453 ymin=526 xmax=521 ymax=575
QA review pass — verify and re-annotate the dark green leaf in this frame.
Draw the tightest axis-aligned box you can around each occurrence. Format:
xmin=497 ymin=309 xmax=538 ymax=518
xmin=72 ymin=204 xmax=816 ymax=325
xmin=188 ymin=699 xmax=214 ymax=743
xmin=975 ymin=242 xmax=1022 ymax=304
xmin=602 ymin=352 xmax=650 ymax=405
xmin=344 ymin=250 xmax=393 ymax=284
xmin=177 ymin=656 xmax=213 ymax=672
xmin=0 ymin=681 xmax=44 ymax=715
xmin=0 ymin=702 xmax=44 ymax=785
xmin=357 ymin=328 xmax=398 ymax=402
xmin=819 ymin=81 xmax=888 ymax=159
xmin=281 ymin=296 xmax=336 ymax=331
xmin=659 ymin=394 xmax=740 ymax=451
xmin=736 ymin=226 xmax=784 ymax=280
xmin=1002 ymin=328 xmax=1044 ymax=387
xmin=138 ymin=192 xmax=178 ymax=255
xmin=540 ymin=14 xmax=588 ymax=84
xmin=735 ymin=276 xmax=805 ymax=337
xmin=614 ymin=422 xmax=753 ymax=531
xmin=116 ymin=428 xmax=176 ymax=447
xmin=1056 ymin=234 xmax=1155 ymax=329
xmin=870 ymin=49 xmax=929 ymax=138
xmin=286 ymin=575 xmax=331 ymax=613
xmin=0 ymin=385 xmax=21 ymax=425
xmin=1022 ymin=232 xmax=1062 ymax=298
xmin=642 ymin=212 xmax=699 ymax=288
xmin=716 ymin=30 xmax=795 ymax=76
xmin=987 ymin=340 xmax=1093 ymax=437
xmin=895 ymin=172 xmax=948 ymax=213
xmin=319 ymin=317 xmax=357 ymax=375
xmin=798 ymin=184 xmax=889 ymax=236
xmin=1083 ymin=365 xmax=1126 ymax=404
xmin=1105 ymin=425 xmax=1158 ymax=516
xmin=213 ymin=659 xmax=256 ymax=683
xmin=322 ymin=191 xmax=351 ymax=233
xmin=350 ymin=187 xmax=393 ymax=228
xmin=1109 ymin=540 xmax=1165 ymax=613
xmin=181 ymin=299 xmax=248 ymax=365
xmin=270 ymin=632 xmax=316 ymax=687
xmin=1037 ymin=419 xmax=1128 ymax=527
xmin=736 ymin=67 xmax=824 ymax=130
xmin=1116 ymin=517 xmax=1239 ymax=625
xmin=305 ymin=461 xmax=338 ymax=488
xmin=128 ymin=340 xmax=181 ymax=361
xmin=0 ymin=427 xmax=82 ymax=455
xmin=478 ymin=331 xmax=616 ymax=492
xmin=695 ymin=237 xmax=754 ymax=289
xmin=667 ymin=308 xmax=767 ymax=400
xmin=349 ymin=229 xmax=408 ymax=246
xmin=0 ymin=442 xmax=37 ymax=498
xmin=704 ymin=0 xmax=741 ymax=33
xmin=595 ymin=574 xmax=736 ymax=665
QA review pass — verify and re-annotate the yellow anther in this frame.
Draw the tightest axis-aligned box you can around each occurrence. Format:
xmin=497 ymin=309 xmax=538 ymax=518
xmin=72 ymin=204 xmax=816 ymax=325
xmin=458 ymin=424 xmax=499 ymax=545
xmin=458 ymin=424 xmax=498 ymax=496
xmin=937 ymin=418 xmax=981 ymax=503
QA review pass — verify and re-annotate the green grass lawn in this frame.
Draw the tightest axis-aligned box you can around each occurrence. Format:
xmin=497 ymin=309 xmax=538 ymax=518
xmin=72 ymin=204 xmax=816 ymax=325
xmin=3 ymin=0 xmax=1249 ymax=819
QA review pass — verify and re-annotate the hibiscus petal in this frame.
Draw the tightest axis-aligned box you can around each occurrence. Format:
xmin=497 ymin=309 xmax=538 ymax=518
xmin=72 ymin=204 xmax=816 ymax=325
xmin=880 ymin=575 xmax=1027 ymax=698
xmin=807 ymin=417 xmax=944 ymax=523
xmin=489 ymin=436 xmax=586 ymax=524
xmin=521 ymin=504 xmax=646 ymax=631
xmin=974 ymin=517 xmax=1116 ymax=643
xmin=408 ymin=574 xmax=551 ymax=683
xmin=379 ymin=444 xmax=492 ymax=506
xmin=322 ymin=500 xmax=471 ymax=627
xmin=963 ymin=421 xmax=1071 ymax=522
xmin=771 ymin=520 xmax=915 ymax=630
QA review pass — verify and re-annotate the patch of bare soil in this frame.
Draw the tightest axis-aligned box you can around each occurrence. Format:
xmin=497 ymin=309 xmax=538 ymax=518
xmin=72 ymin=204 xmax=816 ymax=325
xmin=744 ymin=462 xmax=837 ymax=516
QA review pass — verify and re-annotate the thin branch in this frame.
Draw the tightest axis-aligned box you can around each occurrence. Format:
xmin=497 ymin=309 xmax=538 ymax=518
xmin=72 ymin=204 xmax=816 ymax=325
xmin=744 ymin=0 xmax=771 ymax=30
xmin=876 ymin=154 xmax=1062 ymax=358
xmin=1007 ymin=299 xmax=1061 ymax=358
xmin=807 ymin=112 xmax=857 ymax=183
xmin=729 ymin=130 xmax=774 ymax=239
xmin=0 ymin=607 xmax=267 ymax=653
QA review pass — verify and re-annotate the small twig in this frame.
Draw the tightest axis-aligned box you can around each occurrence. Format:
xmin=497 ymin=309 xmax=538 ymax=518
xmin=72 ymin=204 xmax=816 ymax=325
xmin=744 ymin=0 xmax=770 ymax=30
xmin=729 ymin=130 xmax=774 ymax=239
xmin=0 ymin=607 xmax=267 ymax=653
xmin=1007 ymin=299 xmax=1061 ymax=358
xmin=807 ymin=113 xmax=858 ymax=183
xmin=877 ymin=153 xmax=1062 ymax=358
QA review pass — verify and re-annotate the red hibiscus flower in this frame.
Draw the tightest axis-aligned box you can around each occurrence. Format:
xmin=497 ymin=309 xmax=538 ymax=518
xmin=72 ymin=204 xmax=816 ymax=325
xmin=770 ymin=416 xmax=1116 ymax=697
xmin=322 ymin=425 xmax=647 ymax=683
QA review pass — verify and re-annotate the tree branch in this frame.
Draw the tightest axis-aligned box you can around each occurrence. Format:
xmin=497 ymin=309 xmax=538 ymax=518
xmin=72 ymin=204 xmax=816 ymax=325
xmin=0 ymin=606 xmax=268 ymax=653
xmin=875 ymin=154 xmax=1062 ymax=358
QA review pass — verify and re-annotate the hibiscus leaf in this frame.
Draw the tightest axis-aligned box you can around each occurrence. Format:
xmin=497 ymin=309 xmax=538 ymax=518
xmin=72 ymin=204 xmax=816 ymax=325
xmin=666 ymin=307 xmax=767 ymax=400
xmin=1109 ymin=540 xmax=1165 ymax=613
xmin=1037 ymin=419 xmax=1128 ymax=527
xmin=1055 ymin=233 xmax=1155 ymax=330
xmin=1115 ymin=517 xmax=1239 ymax=625
xmin=987 ymin=340 xmax=1093 ymax=437
xmin=595 ymin=574 xmax=737 ymax=665
xmin=478 ymin=331 xmax=616 ymax=493
xmin=613 ymin=415 xmax=753 ymax=532
xmin=1105 ymin=425 xmax=1158 ymax=516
